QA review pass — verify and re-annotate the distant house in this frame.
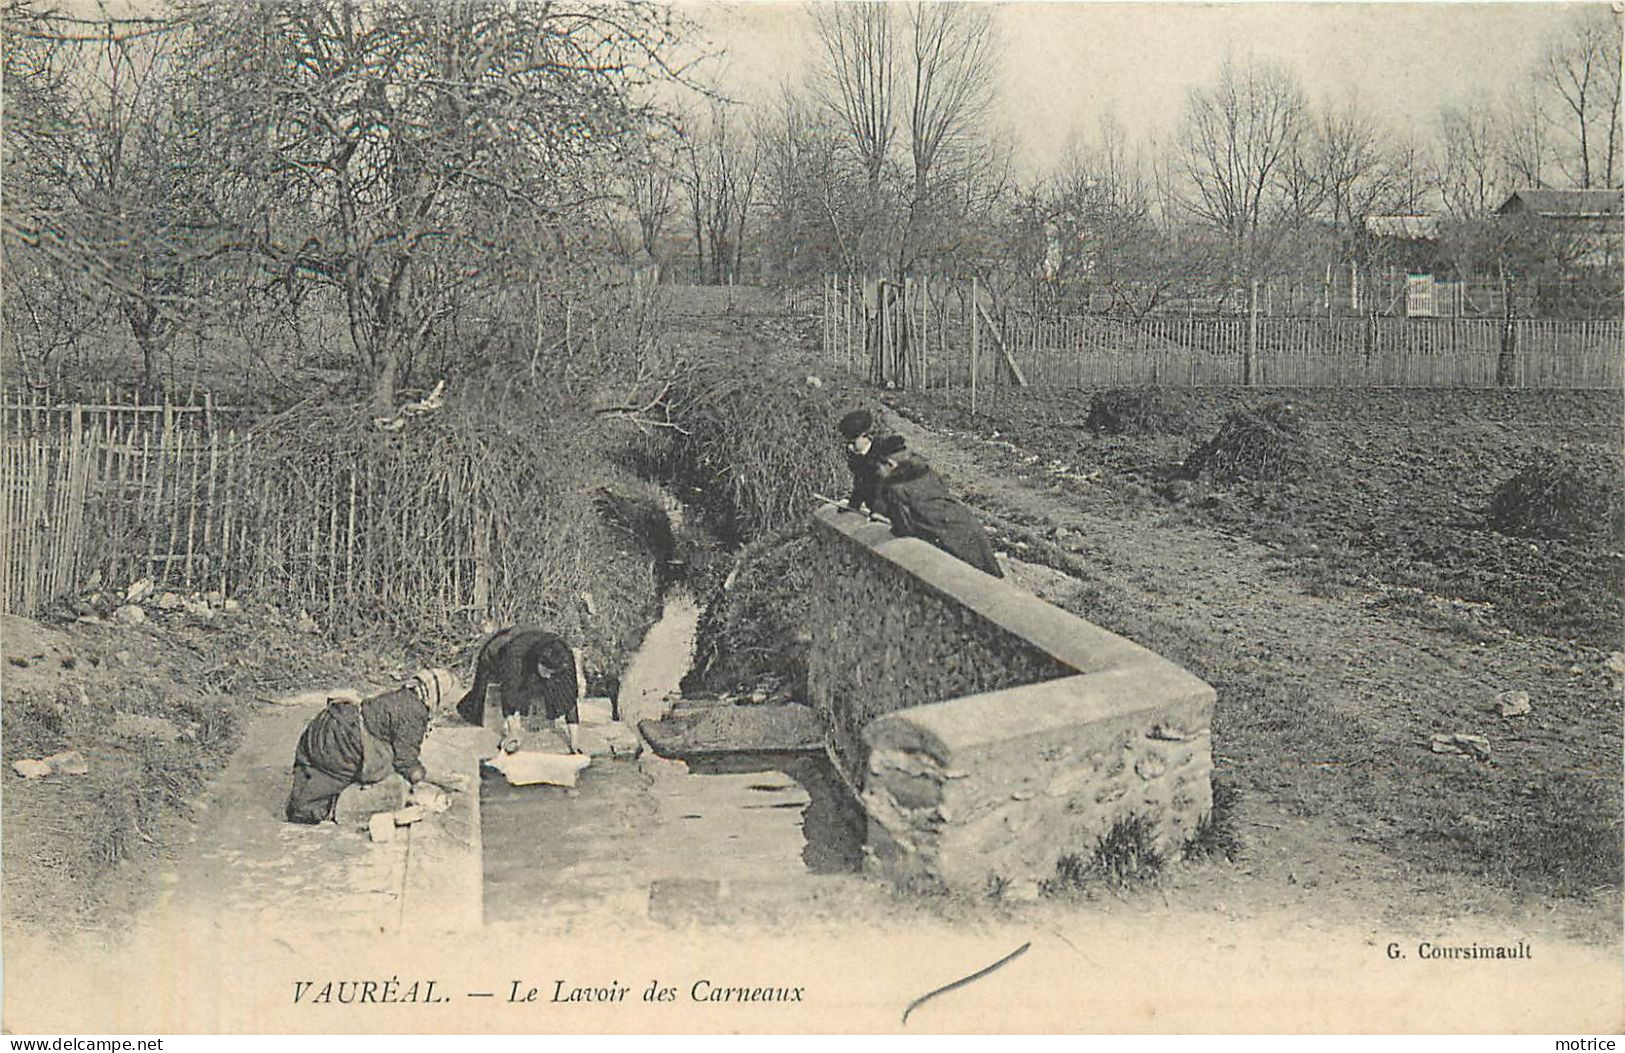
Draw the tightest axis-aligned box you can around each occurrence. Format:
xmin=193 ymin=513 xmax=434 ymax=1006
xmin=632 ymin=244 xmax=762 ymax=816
xmin=1496 ymin=189 xmax=1623 ymax=270
xmin=1362 ymin=214 xmax=1454 ymax=315
xmin=1363 ymin=213 xmax=1447 ymax=273
xmin=1496 ymin=188 xmax=1622 ymax=225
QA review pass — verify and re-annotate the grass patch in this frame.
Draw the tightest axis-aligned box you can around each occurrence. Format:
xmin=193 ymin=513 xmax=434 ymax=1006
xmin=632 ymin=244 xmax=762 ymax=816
xmin=1187 ymin=777 xmax=1245 ymax=862
xmin=1415 ymin=775 xmax=1624 ymax=898
xmin=1040 ymin=815 xmax=1165 ymax=895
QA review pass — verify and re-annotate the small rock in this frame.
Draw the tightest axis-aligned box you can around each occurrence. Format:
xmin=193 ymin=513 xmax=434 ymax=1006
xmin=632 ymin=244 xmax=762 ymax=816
xmin=1430 ymin=733 xmax=1492 ymax=762
xmin=222 ymin=599 xmax=242 ymax=615
xmin=392 ymin=804 xmax=427 ymax=826
xmin=112 ymin=605 xmax=147 ymax=626
xmin=295 ymin=610 xmax=319 ymax=634
xmin=156 ymin=592 xmax=183 ymax=611
xmin=368 ymin=812 xmax=396 ymax=843
xmin=204 ymin=590 xmax=225 ymax=608
xmin=12 ymin=759 xmax=52 ymax=779
xmin=125 ymin=578 xmax=155 ymax=603
xmin=57 ymin=653 xmax=76 ymax=669
xmin=114 ymin=650 xmax=134 ymax=665
xmin=43 ymin=750 xmax=89 ymax=776
xmin=1495 ymin=690 xmax=1532 ymax=718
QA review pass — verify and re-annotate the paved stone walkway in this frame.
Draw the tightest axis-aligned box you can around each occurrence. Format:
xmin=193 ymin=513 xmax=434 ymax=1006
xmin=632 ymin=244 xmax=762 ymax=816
xmin=152 ymin=692 xmax=487 ymax=941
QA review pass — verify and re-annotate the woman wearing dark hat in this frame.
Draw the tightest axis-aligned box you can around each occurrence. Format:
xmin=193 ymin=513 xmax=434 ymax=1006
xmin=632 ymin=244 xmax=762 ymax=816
xmin=837 ymin=408 xmax=884 ymax=513
xmin=871 ymin=435 xmax=1004 ymax=578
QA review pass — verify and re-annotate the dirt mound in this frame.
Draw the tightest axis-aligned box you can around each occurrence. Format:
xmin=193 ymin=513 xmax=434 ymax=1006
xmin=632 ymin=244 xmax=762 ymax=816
xmin=1085 ymin=387 xmax=1193 ymax=436
xmin=1182 ymin=400 xmax=1316 ymax=483
xmin=1487 ymin=446 xmax=1625 ymax=544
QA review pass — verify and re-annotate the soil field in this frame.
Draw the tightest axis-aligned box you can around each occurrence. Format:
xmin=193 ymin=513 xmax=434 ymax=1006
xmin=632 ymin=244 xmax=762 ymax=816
xmin=898 ymin=387 xmax=1623 ymax=648
xmin=884 ymin=384 xmax=1623 ymax=924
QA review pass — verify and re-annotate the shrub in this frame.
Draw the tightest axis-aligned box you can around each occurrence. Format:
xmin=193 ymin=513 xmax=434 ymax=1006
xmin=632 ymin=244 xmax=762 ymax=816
xmin=225 ymin=378 xmax=664 ymax=666
xmin=1183 ymin=399 xmax=1316 ymax=483
xmin=1084 ymin=387 xmax=1193 ymax=436
xmin=1487 ymin=446 xmax=1625 ymax=544
xmin=683 ymin=523 xmax=820 ymax=697
xmin=653 ymin=356 xmax=848 ymax=544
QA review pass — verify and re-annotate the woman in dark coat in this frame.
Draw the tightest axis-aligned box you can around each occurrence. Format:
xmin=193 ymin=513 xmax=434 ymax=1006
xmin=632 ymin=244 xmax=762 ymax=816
xmin=455 ymin=626 xmax=583 ymax=753
xmin=871 ymin=436 xmax=1004 ymax=578
xmin=285 ymin=671 xmax=443 ymax=824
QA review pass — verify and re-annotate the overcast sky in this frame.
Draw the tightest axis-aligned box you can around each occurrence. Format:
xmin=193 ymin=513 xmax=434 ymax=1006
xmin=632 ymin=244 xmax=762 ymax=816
xmin=680 ymin=1 xmax=1603 ymax=178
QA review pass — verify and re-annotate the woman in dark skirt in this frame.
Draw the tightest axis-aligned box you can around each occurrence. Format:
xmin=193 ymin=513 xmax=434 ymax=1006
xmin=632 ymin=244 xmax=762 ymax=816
xmin=455 ymin=626 xmax=583 ymax=754
xmin=285 ymin=670 xmax=447 ymax=824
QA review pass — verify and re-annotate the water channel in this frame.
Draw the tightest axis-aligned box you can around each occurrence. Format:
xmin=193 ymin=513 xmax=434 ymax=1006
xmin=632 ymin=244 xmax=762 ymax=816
xmin=479 ymin=522 xmax=867 ymax=926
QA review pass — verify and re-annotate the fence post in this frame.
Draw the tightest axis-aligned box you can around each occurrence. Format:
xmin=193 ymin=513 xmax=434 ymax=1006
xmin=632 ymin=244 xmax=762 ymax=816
xmin=1496 ymin=274 xmax=1517 ymax=388
xmin=1246 ymin=278 xmax=1259 ymax=386
xmin=970 ymin=277 xmax=979 ymax=415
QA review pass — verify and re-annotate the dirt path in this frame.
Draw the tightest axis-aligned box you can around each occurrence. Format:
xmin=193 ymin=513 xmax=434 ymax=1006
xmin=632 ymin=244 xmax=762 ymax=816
xmin=885 ymin=407 xmax=1620 ymax=945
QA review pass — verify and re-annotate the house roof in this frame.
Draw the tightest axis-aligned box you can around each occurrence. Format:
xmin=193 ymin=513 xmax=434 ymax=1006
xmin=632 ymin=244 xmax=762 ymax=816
xmin=1497 ymin=189 xmax=1623 ymax=219
xmin=1365 ymin=214 xmax=1440 ymax=239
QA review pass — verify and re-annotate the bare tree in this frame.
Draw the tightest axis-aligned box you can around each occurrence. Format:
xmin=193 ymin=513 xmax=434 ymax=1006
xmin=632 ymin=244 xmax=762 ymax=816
xmin=1314 ymin=97 xmax=1394 ymax=232
xmin=625 ymin=135 xmax=678 ymax=266
xmin=1178 ymin=56 xmax=1308 ymax=274
xmin=756 ymin=84 xmax=848 ymax=280
xmin=903 ymin=2 xmax=993 ymax=194
xmin=896 ymin=2 xmax=997 ymax=271
xmin=812 ymin=2 xmax=896 ymax=193
xmin=2 ymin=4 xmax=251 ymax=397
xmin=1540 ymin=7 xmax=1623 ymax=188
xmin=1436 ymin=100 xmax=1508 ymax=219
xmin=1381 ymin=134 xmax=1433 ymax=214
xmin=1500 ymin=75 xmax=1552 ymax=189
xmin=186 ymin=0 xmax=684 ymax=409
xmin=676 ymin=101 xmax=763 ymax=284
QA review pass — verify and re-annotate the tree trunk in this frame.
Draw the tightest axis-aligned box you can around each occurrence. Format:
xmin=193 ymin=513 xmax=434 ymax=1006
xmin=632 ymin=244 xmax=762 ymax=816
xmin=371 ymin=353 xmax=397 ymax=413
xmin=1496 ymin=270 xmax=1517 ymax=388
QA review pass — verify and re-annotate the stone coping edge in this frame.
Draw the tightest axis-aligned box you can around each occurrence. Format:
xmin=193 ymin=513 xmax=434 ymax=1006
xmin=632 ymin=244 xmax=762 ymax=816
xmin=815 ymin=504 xmax=1173 ymax=677
xmin=812 ymin=504 xmax=1217 ymax=762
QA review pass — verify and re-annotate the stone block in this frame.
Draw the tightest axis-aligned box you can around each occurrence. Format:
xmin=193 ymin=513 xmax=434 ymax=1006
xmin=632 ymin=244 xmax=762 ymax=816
xmin=336 ymin=774 xmax=410 ymax=827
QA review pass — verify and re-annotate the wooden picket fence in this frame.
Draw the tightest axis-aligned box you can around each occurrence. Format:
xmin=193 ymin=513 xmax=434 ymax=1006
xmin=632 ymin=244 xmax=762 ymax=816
xmin=0 ymin=405 xmax=255 ymax=615
xmin=819 ymin=274 xmax=1624 ymax=391
xmin=0 ymin=399 xmax=496 ymax=625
